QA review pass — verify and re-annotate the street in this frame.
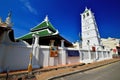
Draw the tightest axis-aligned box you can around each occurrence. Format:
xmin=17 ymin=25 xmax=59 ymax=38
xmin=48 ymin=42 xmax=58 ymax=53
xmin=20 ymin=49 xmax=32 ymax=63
xmin=52 ymin=61 xmax=120 ymax=80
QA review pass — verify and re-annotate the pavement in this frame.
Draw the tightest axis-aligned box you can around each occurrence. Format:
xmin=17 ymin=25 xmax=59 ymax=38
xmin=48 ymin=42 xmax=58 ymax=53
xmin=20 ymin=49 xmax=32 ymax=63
xmin=36 ymin=58 xmax=120 ymax=80
xmin=0 ymin=58 xmax=120 ymax=80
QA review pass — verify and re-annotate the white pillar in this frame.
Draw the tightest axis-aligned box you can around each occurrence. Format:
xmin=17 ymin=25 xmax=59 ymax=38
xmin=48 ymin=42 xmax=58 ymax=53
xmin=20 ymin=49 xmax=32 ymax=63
xmin=95 ymin=48 xmax=98 ymax=61
xmin=61 ymin=40 xmax=65 ymax=48
xmin=49 ymin=40 xmax=55 ymax=66
xmin=105 ymin=51 xmax=108 ymax=59
xmin=32 ymin=34 xmax=40 ymax=68
xmin=102 ymin=51 xmax=104 ymax=60
xmin=87 ymin=45 xmax=91 ymax=63
xmin=60 ymin=40 xmax=66 ymax=65
xmin=50 ymin=40 xmax=55 ymax=47
xmin=95 ymin=49 xmax=98 ymax=61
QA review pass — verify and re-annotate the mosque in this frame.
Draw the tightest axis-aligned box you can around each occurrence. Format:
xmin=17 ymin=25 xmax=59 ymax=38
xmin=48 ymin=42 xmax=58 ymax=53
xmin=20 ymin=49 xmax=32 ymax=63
xmin=0 ymin=7 xmax=112 ymax=73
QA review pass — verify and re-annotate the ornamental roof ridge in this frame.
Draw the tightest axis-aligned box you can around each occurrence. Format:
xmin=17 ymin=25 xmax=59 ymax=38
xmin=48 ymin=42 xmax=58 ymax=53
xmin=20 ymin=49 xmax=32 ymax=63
xmin=30 ymin=21 xmax=45 ymax=31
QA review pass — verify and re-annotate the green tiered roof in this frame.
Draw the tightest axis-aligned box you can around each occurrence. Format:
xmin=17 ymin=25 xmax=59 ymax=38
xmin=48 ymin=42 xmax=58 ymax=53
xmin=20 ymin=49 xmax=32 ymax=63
xmin=17 ymin=16 xmax=73 ymax=47
xmin=31 ymin=21 xmax=56 ymax=32
xmin=18 ymin=30 xmax=53 ymax=40
xmin=18 ymin=16 xmax=57 ymax=40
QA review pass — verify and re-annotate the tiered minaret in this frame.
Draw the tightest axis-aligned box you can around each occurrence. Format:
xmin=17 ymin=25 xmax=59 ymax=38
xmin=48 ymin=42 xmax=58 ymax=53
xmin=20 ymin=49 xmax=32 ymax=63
xmin=81 ymin=7 xmax=100 ymax=49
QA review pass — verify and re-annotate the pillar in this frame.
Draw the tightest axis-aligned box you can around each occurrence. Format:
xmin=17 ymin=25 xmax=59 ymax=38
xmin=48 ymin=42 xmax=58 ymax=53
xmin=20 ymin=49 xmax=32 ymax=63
xmin=50 ymin=40 xmax=55 ymax=47
xmin=61 ymin=40 xmax=65 ymax=48
xmin=101 ymin=51 xmax=104 ymax=60
xmin=106 ymin=51 xmax=108 ymax=59
xmin=49 ymin=40 xmax=55 ymax=66
xmin=88 ymin=46 xmax=91 ymax=62
xmin=60 ymin=40 xmax=66 ymax=65
xmin=32 ymin=34 xmax=40 ymax=68
xmin=95 ymin=47 xmax=99 ymax=61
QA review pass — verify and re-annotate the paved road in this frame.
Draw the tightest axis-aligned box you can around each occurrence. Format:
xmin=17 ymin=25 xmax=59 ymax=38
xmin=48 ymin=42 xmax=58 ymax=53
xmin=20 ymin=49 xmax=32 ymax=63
xmin=52 ymin=61 xmax=120 ymax=80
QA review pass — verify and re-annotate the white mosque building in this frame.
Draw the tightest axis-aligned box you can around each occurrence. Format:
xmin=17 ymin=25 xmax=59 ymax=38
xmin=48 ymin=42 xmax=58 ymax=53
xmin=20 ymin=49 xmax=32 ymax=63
xmin=0 ymin=8 xmax=112 ymax=73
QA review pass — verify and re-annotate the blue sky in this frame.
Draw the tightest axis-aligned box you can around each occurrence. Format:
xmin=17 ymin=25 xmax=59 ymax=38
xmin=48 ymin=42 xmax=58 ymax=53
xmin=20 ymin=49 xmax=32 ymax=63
xmin=0 ymin=0 xmax=120 ymax=42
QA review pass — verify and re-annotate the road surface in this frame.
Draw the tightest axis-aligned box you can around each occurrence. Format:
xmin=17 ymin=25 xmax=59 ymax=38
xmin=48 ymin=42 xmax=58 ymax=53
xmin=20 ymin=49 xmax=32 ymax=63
xmin=52 ymin=61 xmax=120 ymax=80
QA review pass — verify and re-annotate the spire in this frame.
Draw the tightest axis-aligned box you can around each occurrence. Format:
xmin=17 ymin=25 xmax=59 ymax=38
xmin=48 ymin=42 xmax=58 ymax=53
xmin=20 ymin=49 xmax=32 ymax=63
xmin=85 ymin=7 xmax=88 ymax=11
xmin=8 ymin=11 xmax=12 ymax=17
xmin=44 ymin=15 xmax=49 ymax=22
xmin=44 ymin=15 xmax=49 ymax=26
xmin=5 ymin=11 xmax=12 ymax=27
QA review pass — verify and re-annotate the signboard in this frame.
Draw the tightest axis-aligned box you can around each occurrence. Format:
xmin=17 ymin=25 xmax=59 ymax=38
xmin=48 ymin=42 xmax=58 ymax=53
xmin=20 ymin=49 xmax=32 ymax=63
xmin=67 ymin=50 xmax=80 ymax=57
xmin=50 ymin=46 xmax=58 ymax=57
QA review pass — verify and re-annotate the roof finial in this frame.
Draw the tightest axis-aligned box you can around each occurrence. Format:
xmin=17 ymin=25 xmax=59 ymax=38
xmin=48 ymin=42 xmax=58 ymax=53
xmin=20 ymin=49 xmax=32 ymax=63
xmin=6 ymin=11 xmax=12 ymax=24
xmin=44 ymin=15 xmax=49 ymax=26
xmin=85 ymin=7 xmax=88 ymax=11
xmin=5 ymin=11 xmax=12 ymax=27
xmin=8 ymin=11 xmax=12 ymax=17
xmin=44 ymin=15 xmax=49 ymax=22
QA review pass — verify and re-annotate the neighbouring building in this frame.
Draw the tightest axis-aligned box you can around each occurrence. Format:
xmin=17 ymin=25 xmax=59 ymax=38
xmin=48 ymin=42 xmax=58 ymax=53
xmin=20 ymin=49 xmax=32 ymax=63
xmin=101 ymin=37 xmax=120 ymax=55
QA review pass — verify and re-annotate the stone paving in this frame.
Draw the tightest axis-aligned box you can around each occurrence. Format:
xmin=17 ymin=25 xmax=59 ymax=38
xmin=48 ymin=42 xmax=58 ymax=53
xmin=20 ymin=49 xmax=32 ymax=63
xmin=0 ymin=58 xmax=120 ymax=80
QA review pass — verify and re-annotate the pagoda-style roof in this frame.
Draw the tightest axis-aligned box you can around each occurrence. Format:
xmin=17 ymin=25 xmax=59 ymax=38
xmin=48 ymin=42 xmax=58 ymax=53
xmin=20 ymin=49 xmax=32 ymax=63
xmin=31 ymin=21 xmax=56 ymax=32
xmin=18 ymin=16 xmax=57 ymax=40
xmin=17 ymin=16 xmax=73 ymax=47
xmin=18 ymin=29 xmax=54 ymax=40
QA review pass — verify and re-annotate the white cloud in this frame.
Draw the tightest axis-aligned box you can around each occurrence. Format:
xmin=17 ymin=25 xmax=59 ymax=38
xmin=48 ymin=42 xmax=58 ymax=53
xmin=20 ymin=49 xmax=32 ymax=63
xmin=20 ymin=0 xmax=38 ymax=15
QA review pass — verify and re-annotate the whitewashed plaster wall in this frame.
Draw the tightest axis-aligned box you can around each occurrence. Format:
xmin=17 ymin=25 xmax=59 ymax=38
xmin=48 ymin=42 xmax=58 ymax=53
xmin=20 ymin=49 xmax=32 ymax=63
xmin=66 ymin=48 xmax=81 ymax=64
xmin=0 ymin=44 xmax=112 ymax=73
xmin=0 ymin=44 xmax=31 ymax=72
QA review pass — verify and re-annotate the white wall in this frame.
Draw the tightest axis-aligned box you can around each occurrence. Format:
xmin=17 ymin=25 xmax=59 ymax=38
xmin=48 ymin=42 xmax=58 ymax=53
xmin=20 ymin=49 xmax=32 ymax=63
xmin=0 ymin=44 xmax=6 ymax=72
xmin=2 ymin=45 xmax=31 ymax=71
xmin=39 ymin=46 xmax=50 ymax=67
xmin=66 ymin=48 xmax=81 ymax=64
xmin=0 ymin=44 xmax=112 ymax=72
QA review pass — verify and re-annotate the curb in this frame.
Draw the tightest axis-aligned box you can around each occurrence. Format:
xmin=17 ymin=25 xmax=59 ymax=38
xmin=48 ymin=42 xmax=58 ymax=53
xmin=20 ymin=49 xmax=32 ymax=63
xmin=0 ymin=63 xmax=85 ymax=79
xmin=48 ymin=60 xmax=120 ymax=80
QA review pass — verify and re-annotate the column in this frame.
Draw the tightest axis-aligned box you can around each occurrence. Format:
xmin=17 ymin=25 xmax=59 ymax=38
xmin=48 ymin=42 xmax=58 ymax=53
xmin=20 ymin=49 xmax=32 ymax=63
xmin=32 ymin=34 xmax=40 ymax=68
xmin=60 ymin=40 xmax=66 ymax=65
xmin=95 ymin=49 xmax=98 ymax=61
xmin=106 ymin=51 xmax=108 ymax=59
xmin=88 ymin=46 xmax=91 ymax=62
xmin=61 ymin=40 xmax=65 ymax=48
xmin=49 ymin=40 xmax=55 ymax=66
xmin=101 ymin=51 xmax=104 ymax=60
xmin=50 ymin=40 xmax=55 ymax=47
xmin=87 ymin=40 xmax=91 ymax=63
xmin=95 ymin=48 xmax=98 ymax=61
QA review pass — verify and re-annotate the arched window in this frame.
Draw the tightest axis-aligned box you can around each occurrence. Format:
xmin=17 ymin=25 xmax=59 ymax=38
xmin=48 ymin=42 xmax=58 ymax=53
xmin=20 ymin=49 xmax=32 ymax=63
xmin=87 ymin=40 xmax=90 ymax=45
xmin=87 ymin=12 xmax=89 ymax=16
xmin=83 ymin=14 xmax=85 ymax=19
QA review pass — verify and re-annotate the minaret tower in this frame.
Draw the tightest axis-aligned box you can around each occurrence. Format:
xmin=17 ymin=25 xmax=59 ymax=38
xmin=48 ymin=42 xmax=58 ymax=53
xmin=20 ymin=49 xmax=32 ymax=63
xmin=81 ymin=7 xmax=100 ymax=49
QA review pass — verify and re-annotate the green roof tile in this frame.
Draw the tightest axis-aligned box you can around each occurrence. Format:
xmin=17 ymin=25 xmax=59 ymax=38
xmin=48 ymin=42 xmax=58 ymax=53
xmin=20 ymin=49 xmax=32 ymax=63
xmin=18 ymin=30 xmax=53 ymax=40
xmin=31 ymin=21 xmax=56 ymax=32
